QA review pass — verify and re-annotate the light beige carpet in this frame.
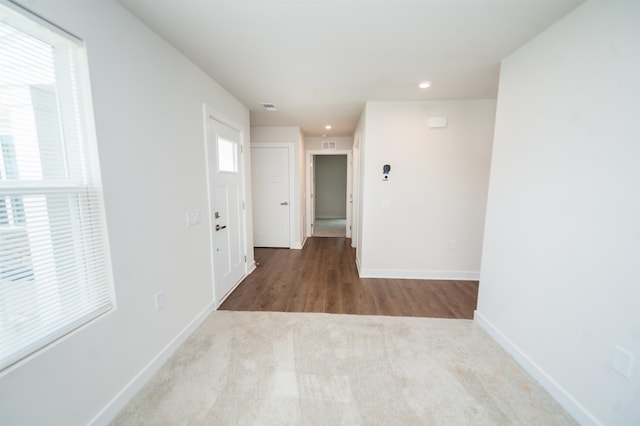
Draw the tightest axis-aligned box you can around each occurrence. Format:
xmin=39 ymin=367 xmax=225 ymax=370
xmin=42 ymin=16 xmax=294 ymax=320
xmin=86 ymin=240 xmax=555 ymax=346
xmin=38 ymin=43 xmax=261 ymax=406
xmin=313 ymin=218 xmax=346 ymax=237
xmin=112 ymin=311 xmax=575 ymax=425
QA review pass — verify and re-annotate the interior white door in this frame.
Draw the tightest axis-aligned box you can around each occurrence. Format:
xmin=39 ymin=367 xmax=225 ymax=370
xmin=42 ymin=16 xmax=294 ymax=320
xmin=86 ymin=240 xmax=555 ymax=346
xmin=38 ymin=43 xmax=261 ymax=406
xmin=251 ymin=146 xmax=290 ymax=247
xmin=207 ymin=117 xmax=246 ymax=303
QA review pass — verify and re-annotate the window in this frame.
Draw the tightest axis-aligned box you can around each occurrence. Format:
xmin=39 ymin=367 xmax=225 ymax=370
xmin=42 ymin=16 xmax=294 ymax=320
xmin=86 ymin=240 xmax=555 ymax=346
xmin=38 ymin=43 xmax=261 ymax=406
xmin=217 ymin=138 xmax=238 ymax=173
xmin=0 ymin=3 xmax=113 ymax=370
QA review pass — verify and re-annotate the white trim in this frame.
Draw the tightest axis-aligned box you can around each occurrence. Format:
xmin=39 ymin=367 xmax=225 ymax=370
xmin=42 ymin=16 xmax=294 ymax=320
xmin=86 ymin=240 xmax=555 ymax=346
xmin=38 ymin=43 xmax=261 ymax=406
xmin=1 ymin=0 xmax=83 ymax=43
xmin=291 ymin=236 xmax=307 ymax=249
xmin=89 ymin=302 xmax=216 ymax=426
xmin=250 ymin=143 xmax=295 ymax=248
xmin=358 ymin=268 xmax=479 ymax=280
xmin=474 ymin=311 xmax=602 ymax=426
xmin=306 ymin=149 xmax=352 ymax=239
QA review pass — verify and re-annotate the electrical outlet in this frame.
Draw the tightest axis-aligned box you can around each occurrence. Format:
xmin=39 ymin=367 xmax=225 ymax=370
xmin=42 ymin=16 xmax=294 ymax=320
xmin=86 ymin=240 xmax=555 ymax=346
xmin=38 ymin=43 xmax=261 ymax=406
xmin=185 ymin=209 xmax=200 ymax=226
xmin=155 ymin=290 xmax=165 ymax=311
xmin=612 ymin=346 xmax=634 ymax=378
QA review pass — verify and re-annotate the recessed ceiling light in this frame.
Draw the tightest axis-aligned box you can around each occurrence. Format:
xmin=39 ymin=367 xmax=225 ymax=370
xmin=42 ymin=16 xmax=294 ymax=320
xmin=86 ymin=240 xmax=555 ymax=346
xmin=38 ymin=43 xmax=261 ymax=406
xmin=325 ymin=125 xmax=332 ymax=130
xmin=418 ymin=81 xmax=432 ymax=89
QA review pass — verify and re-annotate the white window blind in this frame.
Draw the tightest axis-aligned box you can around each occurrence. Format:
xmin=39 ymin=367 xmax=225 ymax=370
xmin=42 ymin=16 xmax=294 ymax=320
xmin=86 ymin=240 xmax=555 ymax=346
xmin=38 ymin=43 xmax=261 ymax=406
xmin=0 ymin=2 xmax=113 ymax=370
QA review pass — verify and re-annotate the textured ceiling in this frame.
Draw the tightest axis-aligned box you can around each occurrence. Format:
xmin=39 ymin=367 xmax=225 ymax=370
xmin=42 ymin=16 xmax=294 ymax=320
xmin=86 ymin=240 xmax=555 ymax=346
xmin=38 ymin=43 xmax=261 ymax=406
xmin=118 ymin=0 xmax=584 ymax=136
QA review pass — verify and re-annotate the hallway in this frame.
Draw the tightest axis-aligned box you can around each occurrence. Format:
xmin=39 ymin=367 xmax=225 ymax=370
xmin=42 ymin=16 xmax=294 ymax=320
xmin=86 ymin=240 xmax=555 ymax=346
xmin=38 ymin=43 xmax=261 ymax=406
xmin=312 ymin=218 xmax=346 ymax=237
xmin=220 ymin=237 xmax=478 ymax=319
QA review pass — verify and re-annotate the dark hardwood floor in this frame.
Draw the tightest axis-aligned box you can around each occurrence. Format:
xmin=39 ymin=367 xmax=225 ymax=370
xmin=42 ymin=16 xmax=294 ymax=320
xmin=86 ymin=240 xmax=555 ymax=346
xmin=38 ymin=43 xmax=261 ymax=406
xmin=219 ymin=237 xmax=478 ymax=319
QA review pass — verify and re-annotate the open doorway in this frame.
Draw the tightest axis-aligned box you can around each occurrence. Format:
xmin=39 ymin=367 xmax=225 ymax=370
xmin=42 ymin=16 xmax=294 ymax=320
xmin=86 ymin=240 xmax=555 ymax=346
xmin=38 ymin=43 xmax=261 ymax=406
xmin=314 ymin=155 xmax=347 ymax=237
xmin=306 ymin=150 xmax=352 ymax=239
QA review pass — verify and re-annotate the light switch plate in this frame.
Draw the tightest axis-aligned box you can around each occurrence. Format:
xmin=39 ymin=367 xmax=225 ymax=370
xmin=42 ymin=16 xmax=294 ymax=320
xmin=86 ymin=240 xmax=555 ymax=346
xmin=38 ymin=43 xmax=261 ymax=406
xmin=186 ymin=209 xmax=200 ymax=226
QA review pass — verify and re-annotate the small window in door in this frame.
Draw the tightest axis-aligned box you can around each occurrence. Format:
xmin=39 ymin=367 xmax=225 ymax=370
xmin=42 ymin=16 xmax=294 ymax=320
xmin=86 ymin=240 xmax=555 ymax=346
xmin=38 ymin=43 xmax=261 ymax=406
xmin=217 ymin=138 xmax=238 ymax=173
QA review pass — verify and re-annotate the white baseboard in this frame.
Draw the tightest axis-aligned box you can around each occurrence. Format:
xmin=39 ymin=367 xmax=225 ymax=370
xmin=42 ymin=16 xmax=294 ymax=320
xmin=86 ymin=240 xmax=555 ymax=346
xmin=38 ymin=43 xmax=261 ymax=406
xmin=358 ymin=268 xmax=479 ymax=280
xmin=89 ymin=302 xmax=216 ymax=425
xmin=473 ymin=311 xmax=602 ymax=426
xmin=291 ymin=237 xmax=306 ymax=250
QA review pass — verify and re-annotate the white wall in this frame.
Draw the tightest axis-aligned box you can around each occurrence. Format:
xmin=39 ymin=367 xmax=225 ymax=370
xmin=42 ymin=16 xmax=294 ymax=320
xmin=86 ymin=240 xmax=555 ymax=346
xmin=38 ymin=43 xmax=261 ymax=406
xmin=315 ymin=155 xmax=348 ymax=219
xmin=357 ymin=100 xmax=496 ymax=279
xmin=251 ymin=126 xmax=306 ymax=248
xmin=476 ymin=1 xmax=640 ymax=425
xmin=0 ymin=1 xmax=252 ymax=424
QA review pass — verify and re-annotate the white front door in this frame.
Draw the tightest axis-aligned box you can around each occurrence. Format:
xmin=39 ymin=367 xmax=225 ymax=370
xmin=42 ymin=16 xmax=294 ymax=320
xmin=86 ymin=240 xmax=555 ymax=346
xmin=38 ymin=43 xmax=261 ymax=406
xmin=207 ymin=116 xmax=246 ymax=303
xmin=251 ymin=146 xmax=290 ymax=247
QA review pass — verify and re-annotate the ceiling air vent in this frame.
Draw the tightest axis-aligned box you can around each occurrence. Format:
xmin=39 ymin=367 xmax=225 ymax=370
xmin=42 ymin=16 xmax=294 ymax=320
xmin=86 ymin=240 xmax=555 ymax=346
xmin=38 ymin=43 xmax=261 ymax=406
xmin=322 ymin=141 xmax=336 ymax=150
xmin=261 ymin=103 xmax=278 ymax=112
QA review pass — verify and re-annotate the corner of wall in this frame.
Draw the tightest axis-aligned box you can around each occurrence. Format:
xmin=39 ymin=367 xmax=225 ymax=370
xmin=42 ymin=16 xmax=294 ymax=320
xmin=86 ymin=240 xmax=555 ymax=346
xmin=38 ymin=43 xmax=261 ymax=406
xmin=474 ymin=311 xmax=601 ymax=426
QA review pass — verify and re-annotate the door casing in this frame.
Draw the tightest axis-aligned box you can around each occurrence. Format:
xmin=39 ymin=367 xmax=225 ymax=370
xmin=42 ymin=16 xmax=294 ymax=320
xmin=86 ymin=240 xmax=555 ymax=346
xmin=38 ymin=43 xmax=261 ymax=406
xmin=305 ymin=149 xmax=352 ymax=239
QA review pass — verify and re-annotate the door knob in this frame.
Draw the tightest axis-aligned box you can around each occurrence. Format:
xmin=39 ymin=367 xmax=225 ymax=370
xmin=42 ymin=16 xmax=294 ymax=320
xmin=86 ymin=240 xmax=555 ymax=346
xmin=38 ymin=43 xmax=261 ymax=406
xmin=280 ymin=201 xmax=288 ymax=205
xmin=216 ymin=224 xmax=227 ymax=231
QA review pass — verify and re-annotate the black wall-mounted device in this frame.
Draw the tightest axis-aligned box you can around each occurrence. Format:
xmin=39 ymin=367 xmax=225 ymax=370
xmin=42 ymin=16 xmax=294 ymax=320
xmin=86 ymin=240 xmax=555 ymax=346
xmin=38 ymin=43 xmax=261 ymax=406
xmin=383 ymin=164 xmax=391 ymax=181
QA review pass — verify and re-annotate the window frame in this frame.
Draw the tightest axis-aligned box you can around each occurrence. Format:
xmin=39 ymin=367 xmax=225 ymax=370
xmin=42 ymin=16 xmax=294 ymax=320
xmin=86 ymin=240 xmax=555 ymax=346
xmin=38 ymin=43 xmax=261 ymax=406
xmin=0 ymin=1 xmax=115 ymax=371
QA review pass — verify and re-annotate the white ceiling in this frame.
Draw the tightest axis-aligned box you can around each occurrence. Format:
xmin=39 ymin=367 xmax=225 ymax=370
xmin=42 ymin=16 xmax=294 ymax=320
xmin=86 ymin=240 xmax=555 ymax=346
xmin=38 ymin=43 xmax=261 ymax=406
xmin=117 ymin=0 xmax=583 ymax=137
